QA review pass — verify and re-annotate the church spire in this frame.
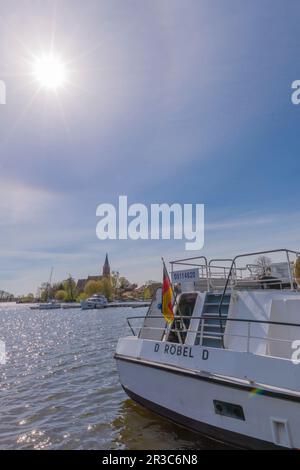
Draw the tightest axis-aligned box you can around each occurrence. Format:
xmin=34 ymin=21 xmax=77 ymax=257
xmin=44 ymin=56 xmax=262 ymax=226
xmin=102 ymin=253 xmax=111 ymax=277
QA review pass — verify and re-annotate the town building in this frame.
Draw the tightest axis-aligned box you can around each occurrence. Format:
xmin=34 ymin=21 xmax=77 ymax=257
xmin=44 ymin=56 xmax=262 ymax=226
xmin=76 ymin=253 xmax=111 ymax=294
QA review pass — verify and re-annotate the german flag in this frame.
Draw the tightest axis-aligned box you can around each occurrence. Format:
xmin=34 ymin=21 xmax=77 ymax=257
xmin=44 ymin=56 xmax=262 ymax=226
xmin=162 ymin=263 xmax=174 ymax=324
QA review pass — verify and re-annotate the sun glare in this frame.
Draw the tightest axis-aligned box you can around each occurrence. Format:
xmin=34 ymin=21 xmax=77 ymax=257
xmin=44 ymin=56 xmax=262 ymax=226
xmin=33 ymin=54 xmax=67 ymax=90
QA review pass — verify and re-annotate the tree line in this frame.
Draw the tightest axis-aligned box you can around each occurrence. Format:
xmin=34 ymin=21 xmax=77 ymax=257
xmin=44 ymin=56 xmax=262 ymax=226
xmin=19 ymin=274 xmax=160 ymax=303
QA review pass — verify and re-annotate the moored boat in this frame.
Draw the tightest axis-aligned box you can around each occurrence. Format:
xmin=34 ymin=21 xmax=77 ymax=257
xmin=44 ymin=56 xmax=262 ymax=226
xmin=30 ymin=267 xmax=62 ymax=310
xmin=81 ymin=294 xmax=108 ymax=310
xmin=30 ymin=300 xmax=61 ymax=310
xmin=115 ymin=249 xmax=300 ymax=449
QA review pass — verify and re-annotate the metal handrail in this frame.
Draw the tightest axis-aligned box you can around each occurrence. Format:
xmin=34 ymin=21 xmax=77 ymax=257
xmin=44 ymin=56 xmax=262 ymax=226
xmin=217 ymin=249 xmax=300 ymax=349
xmin=208 ymin=258 xmax=239 ymax=293
xmin=170 ymin=256 xmax=242 ymax=292
xmin=208 ymin=258 xmax=237 ymax=346
xmin=127 ymin=314 xmax=300 ymax=329
xmin=126 ymin=326 xmax=297 ymax=355
xmin=170 ymin=256 xmax=209 ymax=291
xmin=125 ymin=314 xmax=300 ymax=355
xmin=170 ymin=255 xmax=209 ymax=265
xmin=168 ymin=250 xmax=300 ymax=349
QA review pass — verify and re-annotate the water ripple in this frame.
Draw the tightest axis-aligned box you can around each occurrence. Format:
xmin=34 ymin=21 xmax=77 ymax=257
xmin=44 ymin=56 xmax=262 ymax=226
xmin=0 ymin=304 xmax=225 ymax=449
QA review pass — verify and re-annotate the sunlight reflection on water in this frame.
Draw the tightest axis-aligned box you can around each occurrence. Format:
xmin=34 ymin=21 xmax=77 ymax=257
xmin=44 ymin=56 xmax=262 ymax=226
xmin=0 ymin=304 xmax=225 ymax=450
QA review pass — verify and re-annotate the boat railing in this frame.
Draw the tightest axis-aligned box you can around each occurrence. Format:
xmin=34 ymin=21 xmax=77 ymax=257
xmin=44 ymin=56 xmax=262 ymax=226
xmin=169 ymin=251 xmax=298 ymax=293
xmin=170 ymin=256 xmax=210 ymax=291
xmin=208 ymin=259 xmax=247 ymax=290
xmin=170 ymin=255 xmax=246 ymax=291
xmin=217 ymin=249 xmax=300 ymax=348
xmin=125 ymin=314 xmax=300 ymax=357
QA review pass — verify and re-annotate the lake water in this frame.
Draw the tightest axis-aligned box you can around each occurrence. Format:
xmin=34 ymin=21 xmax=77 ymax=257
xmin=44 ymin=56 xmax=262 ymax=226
xmin=0 ymin=304 xmax=226 ymax=450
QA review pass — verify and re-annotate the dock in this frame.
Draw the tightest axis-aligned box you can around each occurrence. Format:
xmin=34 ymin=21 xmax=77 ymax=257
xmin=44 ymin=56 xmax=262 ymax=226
xmin=101 ymin=301 xmax=150 ymax=309
xmin=62 ymin=301 xmax=150 ymax=310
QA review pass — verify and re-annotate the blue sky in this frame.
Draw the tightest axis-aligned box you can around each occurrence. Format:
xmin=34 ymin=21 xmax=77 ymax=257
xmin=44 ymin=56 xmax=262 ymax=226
xmin=0 ymin=0 xmax=300 ymax=295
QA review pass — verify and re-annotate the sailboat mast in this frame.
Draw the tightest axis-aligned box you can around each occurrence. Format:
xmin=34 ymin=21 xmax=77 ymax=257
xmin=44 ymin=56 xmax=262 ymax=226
xmin=47 ymin=267 xmax=54 ymax=301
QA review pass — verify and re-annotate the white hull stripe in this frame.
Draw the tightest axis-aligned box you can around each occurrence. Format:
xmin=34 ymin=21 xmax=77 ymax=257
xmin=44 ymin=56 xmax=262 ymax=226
xmin=115 ymin=353 xmax=300 ymax=403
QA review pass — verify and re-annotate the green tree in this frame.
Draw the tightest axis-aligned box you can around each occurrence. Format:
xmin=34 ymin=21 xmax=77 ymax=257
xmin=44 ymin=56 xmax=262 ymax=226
xmin=40 ymin=283 xmax=50 ymax=301
xmin=145 ymin=281 xmax=161 ymax=298
xmin=84 ymin=280 xmax=103 ymax=297
xmin=22 ymin=293 xmax=35 ymax=303
xmin=111 ymin=271 xmax=119 ymax=291
xmin=77 ymin=292 xmax=88 ymax=302
xmin=143 ymin=287 xmax=152 ymax=300
xmin=55 ymin=290 xmax=68 ymax=301
xmin=99 ymin=278 xmax=114 ymax=301
xmin=52 ymin=282 xmax=64 ymax=292
xmin=63 ymin=276 xmax=76 ymax=301
xmin=119 ymin=277 xmax=130 ymax=290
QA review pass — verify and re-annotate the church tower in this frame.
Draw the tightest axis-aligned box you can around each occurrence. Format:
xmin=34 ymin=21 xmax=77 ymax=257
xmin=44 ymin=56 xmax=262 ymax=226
xmin=102 ymin=253 xmax=111 ymax=277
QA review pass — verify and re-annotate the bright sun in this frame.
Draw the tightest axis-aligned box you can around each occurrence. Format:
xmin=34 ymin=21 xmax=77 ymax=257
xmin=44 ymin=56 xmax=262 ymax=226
xmin=33 ymin=54 xmax=67 ymax=90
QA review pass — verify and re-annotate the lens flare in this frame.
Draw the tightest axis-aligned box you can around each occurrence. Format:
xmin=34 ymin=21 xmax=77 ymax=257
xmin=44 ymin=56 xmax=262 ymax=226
xmin=33 ymin=54 xmax=67 ymax=90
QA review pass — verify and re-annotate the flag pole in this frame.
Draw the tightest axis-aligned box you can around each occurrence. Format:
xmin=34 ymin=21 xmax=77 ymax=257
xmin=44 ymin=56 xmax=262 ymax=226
xmin=161 ymin=257 xmax=186 ymax=335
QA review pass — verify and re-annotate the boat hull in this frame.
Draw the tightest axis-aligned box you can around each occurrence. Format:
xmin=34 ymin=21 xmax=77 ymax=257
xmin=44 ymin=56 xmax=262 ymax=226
xmin=30 ymin=304 xmax=61 ymax=310
xmin=80 ymin=301 xmax=107 ymax=310
xmin=122 ymin=385 xmax=282 ymax=450
xmin=116 ymin=355 xmax=295 ymax=449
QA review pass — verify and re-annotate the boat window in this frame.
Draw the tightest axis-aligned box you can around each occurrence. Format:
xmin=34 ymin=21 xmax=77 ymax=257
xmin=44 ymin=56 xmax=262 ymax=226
xmin=167 ymin=293 xmax=198 ymax=344
xmin=213 ymin=400 xmax=245 ymax=421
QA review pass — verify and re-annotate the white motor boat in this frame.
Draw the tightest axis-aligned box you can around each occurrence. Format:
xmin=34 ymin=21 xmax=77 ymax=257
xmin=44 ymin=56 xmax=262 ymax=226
xmin=30 ymin=300 xmax=61 ymax=310
xmin=115 ymin=249 xmax=300 ymax=449
xmin=81 ymin=294 xmax=108 ymax=310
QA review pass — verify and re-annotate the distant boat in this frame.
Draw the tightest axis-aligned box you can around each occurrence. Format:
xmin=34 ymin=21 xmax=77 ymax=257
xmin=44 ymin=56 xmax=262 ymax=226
xmin=30 ymin=300 xmax=61 ymax=310
xmin=30 ymin=267 xmax=62 ymax=311
xmin=81 ymin=294 xmax=108 ymax=310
